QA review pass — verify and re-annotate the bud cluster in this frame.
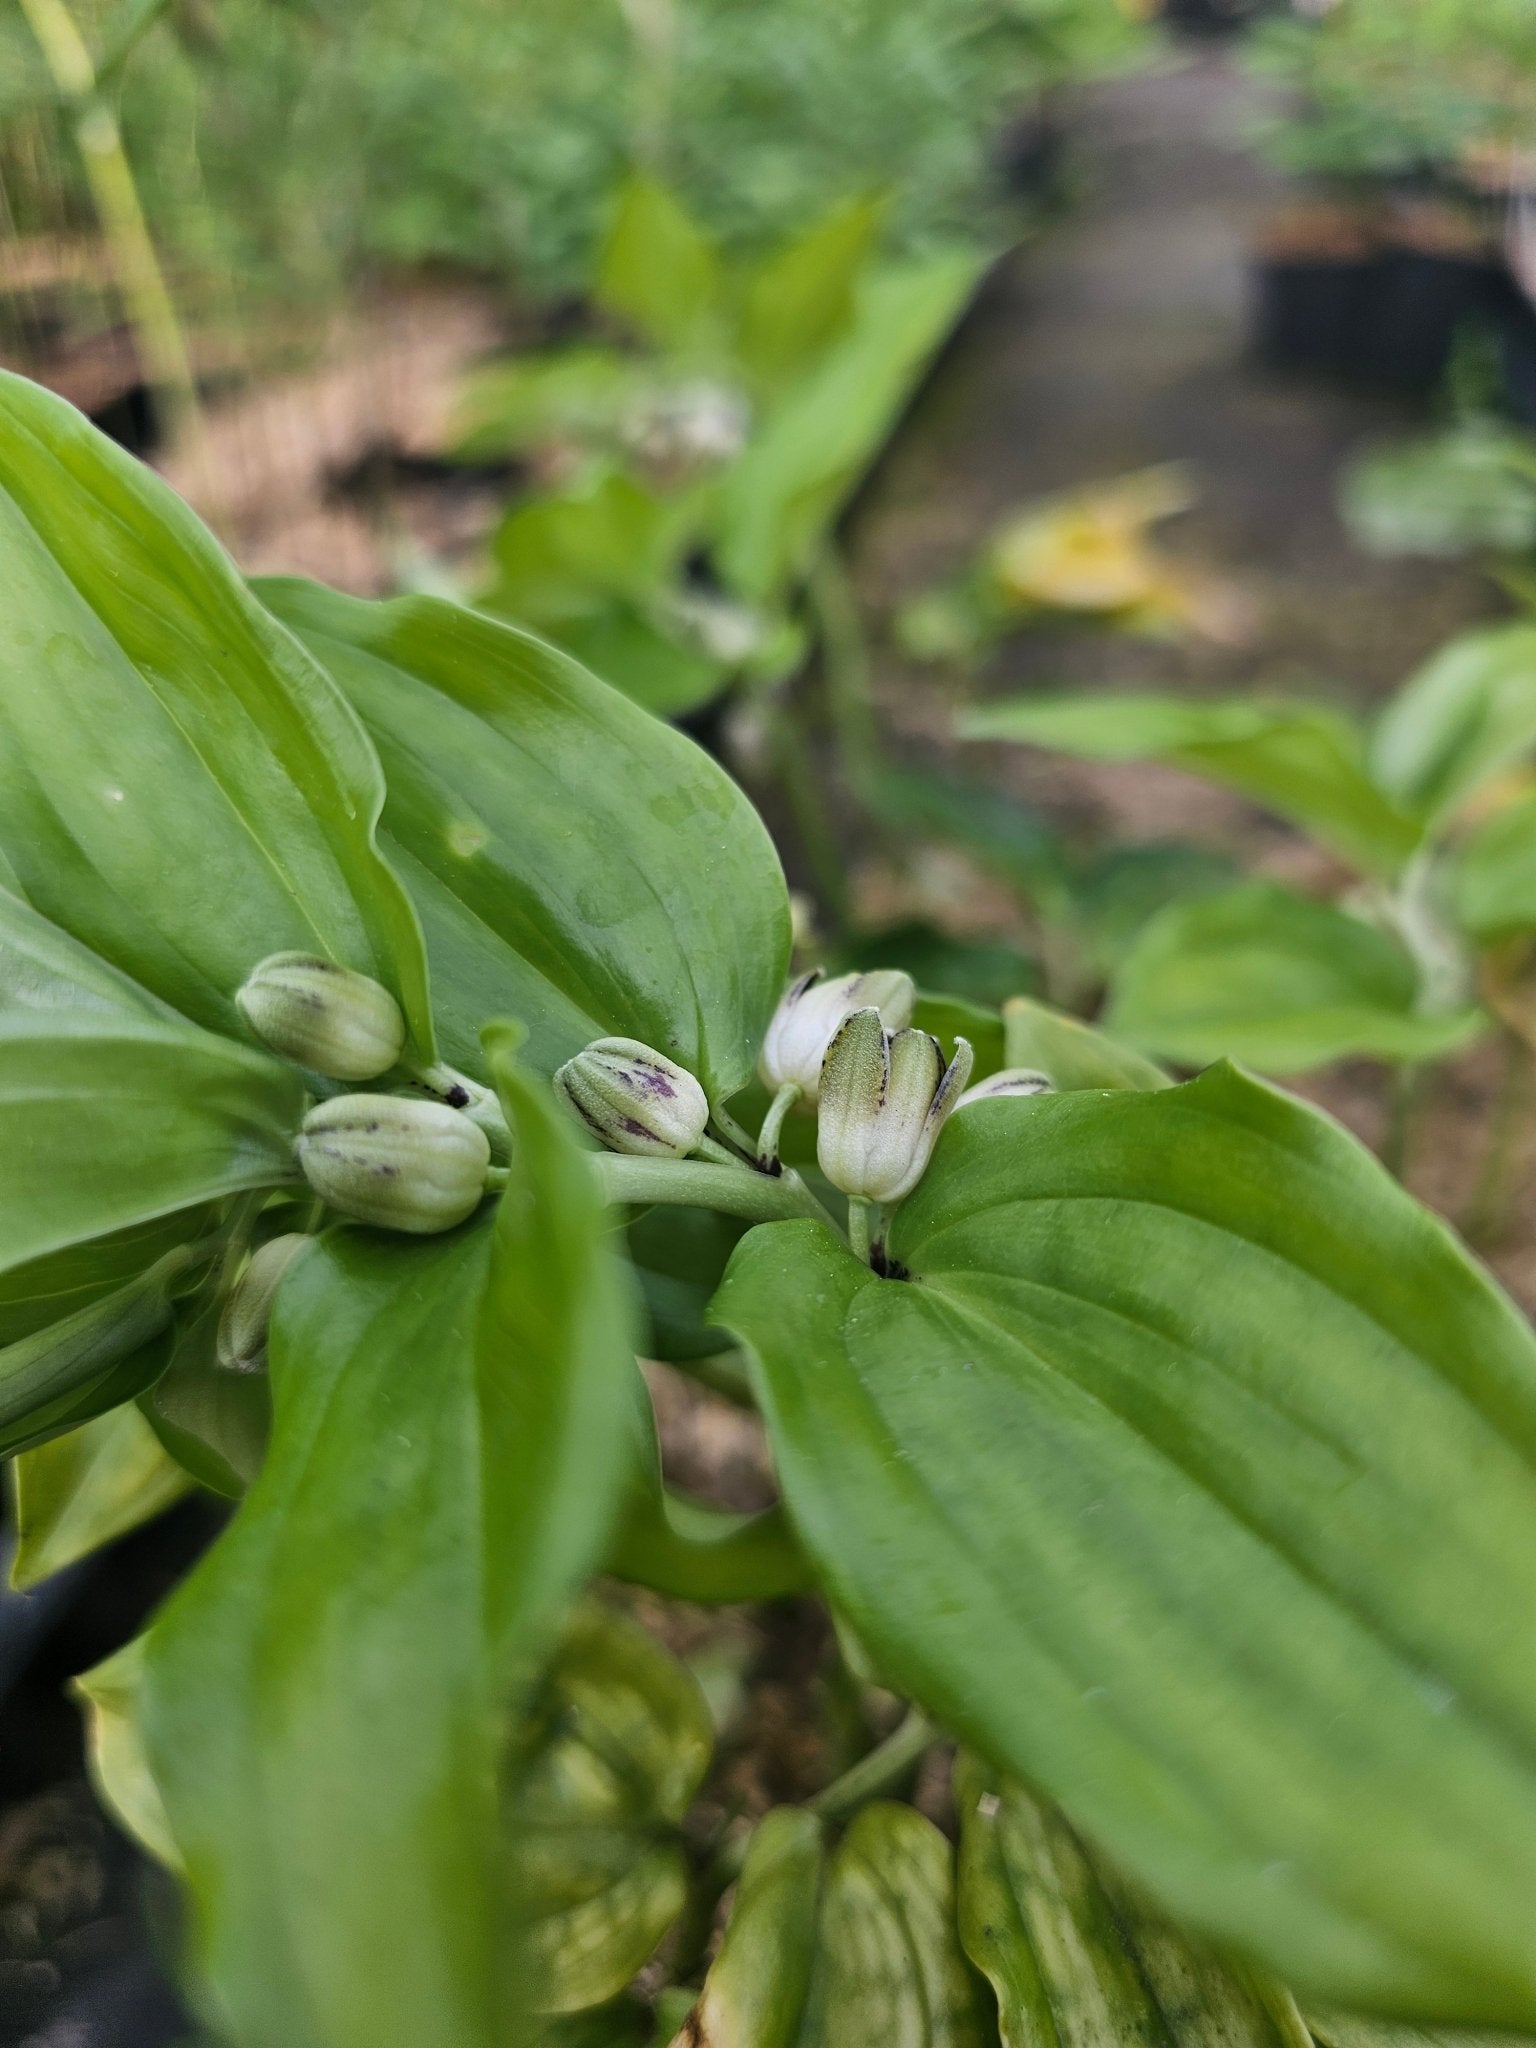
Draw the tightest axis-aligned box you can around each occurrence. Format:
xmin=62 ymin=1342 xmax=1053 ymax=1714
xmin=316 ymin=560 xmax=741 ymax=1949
xmin=237 ymin=953 xmax=405 ymax=1081
xmin=553 ymin=1038 xmax=710 ymax=1159
xmin=816 ymin=1009 xmax=973 ymax=1206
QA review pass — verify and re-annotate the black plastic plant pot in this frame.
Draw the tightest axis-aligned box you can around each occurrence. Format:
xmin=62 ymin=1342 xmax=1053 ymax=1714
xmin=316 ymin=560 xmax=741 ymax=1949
xmin=1252 ymin=253 xmax=1382 ymax=383
xmin=1487 ymin=269 xmax=1536 ymax=427
xmin=1365 ymin=250 xmax=1503 ymax=394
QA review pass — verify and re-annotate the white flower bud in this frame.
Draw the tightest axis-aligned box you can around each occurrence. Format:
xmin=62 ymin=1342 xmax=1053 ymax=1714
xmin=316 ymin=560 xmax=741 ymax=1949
xmin=237 ymin=953 xmax=405 ymax=1081
xmin=957 ymin=1068 xmax=1054 ymax=1108
xmin=295 ymin=1095 xmax=490 ymax=1233
xmin=553 ymin=1038 xmax=709 ymax=1158
xmin=216 ymin=1234 xmax=310 ymax=1373
xmin=817 ymin=1009 xmax=973 ymax=1206
xmin=759 ymin=969 xmax=916 ymax=1103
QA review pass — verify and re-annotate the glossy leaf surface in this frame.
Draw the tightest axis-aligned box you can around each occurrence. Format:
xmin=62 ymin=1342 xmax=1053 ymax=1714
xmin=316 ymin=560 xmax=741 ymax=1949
xmin=140 ymin=1294 xmax=271 ymax=1499
xmin=141 ymin=1031 xmax=638 ymax=2048
xmin=799 ymin=1802 xmax=988 ymax=2048
xmin=0 ymin=372 xmax=431 ymax=1052
xmin=10 ymin=1403 xmax=191 ymax=1588
xmin=715 ymin=1066 xmax=1536 ymax=2021
xmin=0 ymin=1011 xmax=300 ymax=1284
xmin=259 ymin=579 xmax=789 ymax=1101
xmin=1106 ymin=883 xmax=1482 ymax=1073
xmin=966 ymin=694 xmax=1420 ymax=879
xmin=667 ymin=1807 xmax=823 ymax=2048
xmin=517 ymin=1603 xmax=714 ymax=2015
xmin=955 ymin=1754 xmax=1309 ymax=2048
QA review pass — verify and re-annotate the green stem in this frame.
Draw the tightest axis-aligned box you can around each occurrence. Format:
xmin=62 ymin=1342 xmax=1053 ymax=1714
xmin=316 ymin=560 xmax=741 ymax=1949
xmin=19 ymin=0 xmax=207 ymax=465
xmin=710 ymin=1105 xmax=759 ymax=1160
xmin=608 ymin=1490 xmax=812 ymax=1605
xmin=1462 ymin=1028 xmax=1534 ymax=1248
xmin=809 ymin=551 xmax=883 ymax=807
xmin=695 ymin=1133 xmax=743 ymax=1169
xmin=847 ymin=1196 xmax=873 ymax=1266
xmin=767 ymin=695 xmax=852 ymax=934
xmin=594 ymin=1154 xmax=841 ymax=1234
xmin=1380 ymin=1062 xmax=1424 ymax=1183
xmin=756 ymin=1080 xmax=801 ymax=1169
xmin=807 ymin=1706 xmax=936 ymax=1823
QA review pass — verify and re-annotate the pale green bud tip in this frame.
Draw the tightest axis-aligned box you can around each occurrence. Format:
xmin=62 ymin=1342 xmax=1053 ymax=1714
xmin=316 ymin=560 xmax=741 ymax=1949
xmin=236 ymin=953 xmax=406 ymax=1081
xmin=957 ymin=1067 xmax=1053 ymax=1108
xmin=554 ymin=1037 xmax=709 ymax=1158
xmin=758 ymin=966 xmax=916 ymax=1102
xmin=217 ymin=1233 xmax=310 ymax=1374
xmin=295 ymin=1095 xmax=491 ymax=1233
xmin=817 ymin=1010 xmax=974 ymax=1206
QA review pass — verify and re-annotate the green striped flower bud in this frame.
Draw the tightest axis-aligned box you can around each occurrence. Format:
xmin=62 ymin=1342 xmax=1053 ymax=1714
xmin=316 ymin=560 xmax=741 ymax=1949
xmin=553 ymin=1038 xmax=709 ymax=1158
xmin=817 ymin=1009 xmax=973 ymax=1206
xmin=216 ymin=1234 xmax=311 ymax=1374
xmin=236 ymin=953 xmax=405 ymax=1081
xmin=295 ymin=1095 xmax=490 ymax=1233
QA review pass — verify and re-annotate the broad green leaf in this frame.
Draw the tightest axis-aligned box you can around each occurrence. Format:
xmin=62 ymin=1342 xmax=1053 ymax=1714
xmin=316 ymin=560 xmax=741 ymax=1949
xmin=0 ymin=371 xmax=432 ymax=1053
xmin=1071 ymin=841 xmax=1238 ymax=977
xmin=666 ymin=1807 xmax=823 ymax=2048
xmin=736 ymin=197 xmax=884 ymax=390
xmin=965 ymin=694 xmax=1421 ymax=880
xmin=555 ymin=609 xmax=728 ymax=721
xmin=0 ymin=881 xmax=173 ymax=1021
xmin=1001 ymin=995 xmax=1170 ymax=1091
xmin=1453 ymin=792 xmax=1536 ymax=940
xmin=1370 ymin=626 xmax=1536 ymax=825
xmin=487 ymin=470 xmax=695 ymax=623
xmin=717 ymin=251 xmax=984 ymax=604
xmin=798 ymin=1802 xmax=988 ymax=2048
xmin=955 ymin=1754 xmax=1310 ymax=2048
xmin=1106 ymin=883 xmax=1483 ymax=1073
xmin=141 ymin=1029 xmax=639 ymax=2048
xmin=0 ymin=1209 xmax=218 ymax=1349
xmin=518 ymin=1602 xmax=714 ymax=2015
xmin=140 ymin=1293 xmax=271 ymax=1499
xmin=258 ymin=579 xmax=790 ymax=1102
xmin=0 ymin=1013 xmax=301 ymax=1282
xmin=627 ymin=1203 xmax=746 ymax=1364
xmin=10 ymin=1403 xmax=191 ymax=1588
xmin=75 ymin=1638 xmax=179 ymax=1869
xmin=1307 ymin=2011 xmax=1527 ymax=2048
xmin=714 ymin=1066 xmax=1536 ymax=2021
xmin=596 ymin=178 xmax=721 ymax=356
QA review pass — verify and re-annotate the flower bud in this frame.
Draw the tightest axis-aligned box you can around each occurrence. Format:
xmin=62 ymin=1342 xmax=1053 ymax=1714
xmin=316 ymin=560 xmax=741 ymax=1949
xmin=236 ymin=953 xmax=405 ymax=1081
xmin=957 ymin=1067 xmax=1054 ymax=1108
xmin=817 ymin=1009 xmax=973 ymax=1206
xmin=553 ymin=1037 xmax=709 ymax=1158
xmin=295 ymin=1095 xmax=490 ymax=1233
xmin=759 ymin=969 xmax=915 ymax=1103
xmin=216 ymin=1234 xmax=310 ymax=1374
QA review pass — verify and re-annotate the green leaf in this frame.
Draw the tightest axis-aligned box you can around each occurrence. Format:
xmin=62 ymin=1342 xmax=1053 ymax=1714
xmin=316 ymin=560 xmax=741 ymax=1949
xmin=0 ymin=371 xmax=432 ymax=1053
xmin=798 ymin=1802 xmax=988 ymax=2047
xmin=955 ymin=1754 xmax=1310 ymax=2048
xmin=258 ymin=579 xmax=790 ymax=1102
xmin=627 ymin=1203 xmax=745 ymax=1364
xmin=74 ymin=1638 xmax=180 ymax=1870
xmin=1370 ymin=626 xmax=1536 ymax=825
xmin=1453 ymin=792 xmax=1536 ymax=941
xmin=966 ymin=694 xmax=1422 ymax=880
xmin=714 ymin=1066 xmax=1536 ymax=2022
xmin=1106 ymin=882 xmax=1483 ymax=1073
xmin=914 ymin=993 xmax=1009 ymax=1085
xmin=487 ymin=470 xmax=695 ymax=622
xmin=555 ymin=609 xmax=728 ymax=721
xmin=735 ymin=197 xmax=884 ymax=390
xmin=10 ymin=1403 xmax=191 ymax=1588
xmin=666 ymin=1807 xmax=823 ymax=2048
xmin=139 ymin=1293 xmax=271 ymax=1499
xmin=717 ymin=250 xmax=984 ymax=604
xmin=140 ymin=1028 xmax=639 ymax=2048
xmin=0 ymin=1012 xmax=301 ymax=1283
xmin=1306 ymin=2010 xmax=1528 ymax=2048
xmin=1001 ymin=995 xmax=1170 ymax=1091
xmin=596 ymin=178 xmax=721 ymax=357
xmin=517 ymin=1602 xmax=714 ymax=2015
xmin=0 ymin=1209 xmax=218 ymax=1349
